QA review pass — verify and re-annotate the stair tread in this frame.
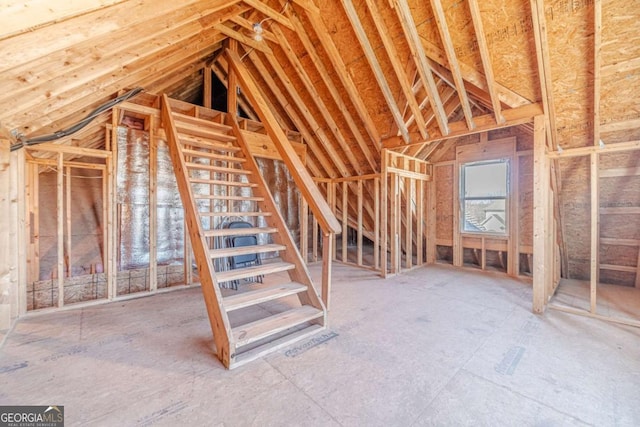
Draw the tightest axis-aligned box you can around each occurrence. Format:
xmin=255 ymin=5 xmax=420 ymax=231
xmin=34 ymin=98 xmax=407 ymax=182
xmin=190 ymin=178 xmax=256 ymax=187
xmin=194 ymin=195 xmax=264 ymax=201
xmin=179 ymin=136 xmax=240 ymax=152
xmin=182 ymin=148 xmax=246 ymax=163
xmin=204 ymin=226 xmax=277 ymax=237
xmin=185 ymin=163 xmax=251 ymax=174
xmin=216 ymin=261 xmax=294 ymax=283
xmin=210 ymin=243 xmax=286 ymax=259
xmin=172 ymin=112 xmax=232 ymax=131
xmin=174 ymin=120 xmax=235 ymax=141
xmin=223 ymin=281 xmax=306 ymax=311
xmin=229 ymin=324 xmax=325 ymax=369
xmin=199 ymin=211 xmax=271 ymax=217
xmin=232 ymin=305 xmax=323 ymax=347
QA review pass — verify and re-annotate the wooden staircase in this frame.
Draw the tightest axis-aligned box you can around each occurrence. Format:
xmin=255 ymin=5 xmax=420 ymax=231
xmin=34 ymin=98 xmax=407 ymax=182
xmin=160 ymin=94 xmax=326 ymax=369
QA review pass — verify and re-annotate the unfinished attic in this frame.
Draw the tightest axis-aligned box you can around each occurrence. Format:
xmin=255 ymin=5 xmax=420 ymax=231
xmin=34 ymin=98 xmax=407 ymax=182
xmin=1 ymin=0 xmax=639 ymax=423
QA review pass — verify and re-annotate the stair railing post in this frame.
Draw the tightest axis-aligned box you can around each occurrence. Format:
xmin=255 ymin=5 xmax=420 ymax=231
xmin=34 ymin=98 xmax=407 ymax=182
xmin=321 ymin=231 xmax=333 ymax=310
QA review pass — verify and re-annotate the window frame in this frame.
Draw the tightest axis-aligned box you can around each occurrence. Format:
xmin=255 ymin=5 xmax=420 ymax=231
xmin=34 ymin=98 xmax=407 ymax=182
xmin=459 ymin=158 xmax=510 ymax=236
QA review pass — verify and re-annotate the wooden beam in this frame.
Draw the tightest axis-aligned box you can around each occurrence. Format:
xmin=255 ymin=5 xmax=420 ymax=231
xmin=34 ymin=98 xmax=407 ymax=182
xmin=26 ymin=143 xmax=111 ymax=158
xmin=271 ymin=24 xmax=366 ymax=175
xmin=385 ymin=103 xmax=543 ymax=150
xmin=282 ymin=8 xmax=378 ymax=171
xmin=243 ymin=0 xmax=294 ymax=30
xmin=56 ymin=153 xmax=64 ymax=307
xmin=213 ymin=23 xmax=273 ymax=54
xmin=593 ymin=0 xmax=602 ymax=147
xmin=532 ymin=115 xmax=548 ymax=313
xmin=391 ymin=0 xmax=449 ymax=136
xmin=340 ymin=0 xmax=410 ymax=143
xmin=374 ymin=177 xmax=381 ymax=270
xmin=364 ymin=0 xmax=428 ymax=140
xmin=149 ymin=117 xmax=157 ymax=292
xmin=301 ymin=6 xmax=382 ymax=147
xmin=321 ymin=232 xmax=333 ymax=309
xmin=547 ymin=140 xmax=640 ymax=159
xmin=529 ymin=0 xmax=559 ymax=149
xmin=429 ymin=0 xmax=475 ymax=131
xmin=467 ymin=0 xmax=504 ymax=124
xmin=243 ymin=51 xmax=338 ymax=178
xmin=227 ymin=39 xmax=239 ymax=117
xmin=0 ymin=139 xmax=11 ymax=328
xmin=226 ymin=49 xmax=341 ymax=233
xmin=203 ymin=66 xmax=212 ymax=109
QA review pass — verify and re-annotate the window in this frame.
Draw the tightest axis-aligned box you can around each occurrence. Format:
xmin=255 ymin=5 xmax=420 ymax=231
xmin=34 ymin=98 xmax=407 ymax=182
xmin=460 ymin=159 xmax=509 ymax=234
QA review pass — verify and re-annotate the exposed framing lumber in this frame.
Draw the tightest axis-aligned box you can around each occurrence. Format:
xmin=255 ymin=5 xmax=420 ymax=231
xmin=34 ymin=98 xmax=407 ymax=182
xmin=340 ymin=0 xmax=410 ymax=143
xmin=149 ymin=116 xmax=158 ymax=292
xmin=547 ymin=140 xmax=640 ymax=159
xmin=56 ymin=153 xmax=64 ymax=307
xmin=391 ymin=0 xmax=449 ymax=136
xmin=281 ymin=8 xmax=378 ymax=171
xmin=226 ymin=48 xmax=340 ymax=233
xmin=210 ymin=62 xmax=258 ymax=121
xmin=429 ymin=0 xmax=475 ymax=131
xmin=0 ymin=139 xmax=11 ymax=328
xmin=212 ymin=23 xmax=273 ymax=54
xmin=299 ymin=5 xmax=382 ymax=147
xmin=593 ymin=0 xmax=602 ymax=147
xmin=467 ymin=0 xmax=504 ymax=124
xmin=203 ymin=66 xmax=212 ymax=109
xmin=364 ymin=0 xmax=428 ymax=140
xmin=270 ymin=24 xmax=366 ymax=176
xmin=385 ymin=103 xmax=543 ymax=150
xmin=242 ymin=0 xmax=294 ymax=30
xmin=532 ymin=115 xmax=549 ymax=313
xmin=590 ymin=152 xmax=599 ymax=312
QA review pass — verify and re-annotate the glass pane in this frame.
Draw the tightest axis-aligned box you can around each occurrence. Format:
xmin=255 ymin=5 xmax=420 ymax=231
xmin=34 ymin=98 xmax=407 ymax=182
xmin=464 ymin=161 xmax=508 ymax=198
xmin=463 ymin=199 xmax=507 ymax=233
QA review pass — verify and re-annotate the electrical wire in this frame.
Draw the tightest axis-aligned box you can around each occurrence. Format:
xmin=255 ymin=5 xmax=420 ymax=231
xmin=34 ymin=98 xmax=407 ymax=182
xmin=10 ymin=86 xmax=144 ymax=152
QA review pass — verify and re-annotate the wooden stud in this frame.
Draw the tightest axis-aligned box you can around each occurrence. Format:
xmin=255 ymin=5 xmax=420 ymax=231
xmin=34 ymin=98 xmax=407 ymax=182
xmin=532 ymin=115 xmax=548 ymax=313
xmin=342 ymin=181 xmax=348 ymax=263
xmin=300 ymin=197 xmax=309 ymax=263
xmin=405 ymin=177 xmax=414 ymax=269
xmin=56 ymin=153 xmax=64 ymax=307
xmin=0 ymin=139 xmax=11 ymax=328
xmin=416 ymin=178 xmax=424 ymax=266
xmin=593 ymin=0 xmax=602 ymax=147
xmin=203 ymin=66 xmax=212 ymax=109
xmin=467 ymin=0 xmax=504 ymax=124
xmin=590 ymin=152 xmax=599 ymax=313
xmin=65 ymin=166 xmax=72 ymax=278
xmin=321 ymin=232 xmax=333 ymax=309
xmin=509 ymin=146 xmax=519 ymax=276
xmin=426 ymin=171 xmax=437 ymax=264
xmin=149 ymin=116 xmax=157 ymax=292
xmin=242 ymin=0 xmax=294 ymax=30
xmin=227 ymin=39 xmax=238 ymax=118
xmin=312 ymin=215 xmax=318 ymax=263
xmin=357 ymin=180 xmax=363 ymax=266
xmin=381 ymin=149 xmax=389 ymax=277
xmin=374 ymin=177 xmax=381 ymax=270
xmin=340 ymin=0 xmax=410 ymax=143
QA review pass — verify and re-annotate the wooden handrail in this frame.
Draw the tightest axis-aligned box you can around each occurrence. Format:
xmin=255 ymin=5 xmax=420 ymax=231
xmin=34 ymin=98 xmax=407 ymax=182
xmin=225 ymin=48 xmax=341 ymax=235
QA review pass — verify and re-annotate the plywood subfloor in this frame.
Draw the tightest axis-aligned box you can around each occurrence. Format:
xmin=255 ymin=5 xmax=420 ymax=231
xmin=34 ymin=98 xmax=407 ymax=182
xmin=1 ymin=264 xmax=639 ymax=426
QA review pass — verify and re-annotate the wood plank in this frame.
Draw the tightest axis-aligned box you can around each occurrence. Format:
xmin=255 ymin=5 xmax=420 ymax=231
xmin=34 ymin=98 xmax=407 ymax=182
xmin=182 ymin=149 xmax=246 ymax=163
xmin=467 ymin=0 xmax=504 ymax=124
xmin=149 ymin=119 xmax=157 ymax=292
xmin=239 ymin=130 xmax=307 ymax=162
xmin=199 ymin=211 xmax=269 ymax=217
xmin=224 ymin=282 xmax=307 ymax=312
xmin=547 ymin=140 xmax=640 ymax=158
xmin=190 ymin=178 xmax=256 ymax=187
xmin=242 ymin=0 xmax=294 ymax=30
xmin=416 ymin=178 xmax=424 ymax=266
xmin=357 ymin=180 xmax=363 ymax=266
xmin=203 ymin=65 xmax=212 ymax=109
xmin=212 ymin=23 xmax=272 ymax=54
xmin=593 ymin=0 xmax=602 ymax=148
xmin=179 ymin=136 xmax=240 ymax=152
xmin=175 ymin=123 xmax=236 ymax=142
xmin=0 ymin=140 xmax=11 ymax=328
xmin=600 ymin=207 xmax=640 ymax=215
xmin=300 ymin=197 xmax=309 ymax=262
xmin=381 ymin=150 xmax=389 ymax=277
xmin=599 ymin=238 xmax=640 ymax=247
xmin=227 ymin=38 xmax=239 ymax=117
xmin=216 ymin=261 xmax=295 ymax=284
xmin=532 ymin=115 xmax=548 ymax=313
xmin=226 ymin=49 xmax=341 ymax=233
xmin=185 ymin=163 xmax=250 ymax=175
xmin=322 ymin=232 xmax=333 ymax=309
xmin=429 ymin=0 xmax=475 ymax=130
xmin=342 ymin=182 xmax=348 ymax=263
xmin=232 ymin=305 xmax=323 ymax=347
xmin=26 ymin=143 xmax=111 ymax=158
xmin=405 ymin=177 xmax=413 ymax=269
xmin=598 ymin=167 xmax=640 ymax=178
xmin=599 ymin=264 xmax=637 ymax=273
xmin=340 ymin=0 xmax=410 ymax=143
xmin=391 ymin=0 xmax=449 ymax=136
xmin=374 ymin=177 xmax=381 ymax=270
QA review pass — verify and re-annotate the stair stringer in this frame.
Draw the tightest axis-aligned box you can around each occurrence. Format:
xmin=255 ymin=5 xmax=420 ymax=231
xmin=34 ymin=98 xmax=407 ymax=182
xmin=228 ymin=117 xmax=327 ymax=319
xmin=160 ymin=94 xmax=235 ymax=368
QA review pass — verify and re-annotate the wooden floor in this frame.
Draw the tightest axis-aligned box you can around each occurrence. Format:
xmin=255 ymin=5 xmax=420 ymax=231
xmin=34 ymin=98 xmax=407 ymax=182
xmin=1 ymin=263 xmax=639 ymax=426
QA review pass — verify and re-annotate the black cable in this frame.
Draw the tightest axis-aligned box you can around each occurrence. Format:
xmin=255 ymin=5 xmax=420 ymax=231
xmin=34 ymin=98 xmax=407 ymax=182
xmin=10 ymin=87 xmax=144 ymax=152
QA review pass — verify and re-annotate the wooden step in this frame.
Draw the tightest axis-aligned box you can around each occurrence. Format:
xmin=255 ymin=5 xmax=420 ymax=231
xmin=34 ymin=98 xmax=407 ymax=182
xmin=204 ymin=226 xmax=277 ymax=237
xmin=229 ymin=324 xmax=325 ymax=369
xmin=216 ymin=261 xmax=295 ymax=283
xmin=182 ymin=148 xmax=246 ymax=163
xmin=172 ymin=111 xmax=232 ymax=132
xmin=176 ymin=122 xmax=236 ymax=142
xmin=179 ymin=135 xmax=240 ymax=152
xmin=185 ymin=163 xmax=251 ymax=175
xmin=223 ymin=282 xmax=306 ymax=311
xmin=210 ymin=243 xmax=286 ymax=259
xmin=190 ymin=178 xmax=256 ymax=187
xmin=232 ymin=305 xmax=323 ymax=347
xmin=194 ymin=195 xmax=264 ymax=202
xmin=199 ymin=211 xmax=271 ymax=218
